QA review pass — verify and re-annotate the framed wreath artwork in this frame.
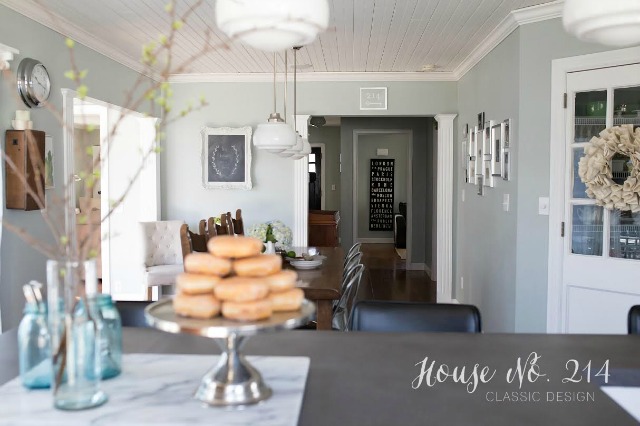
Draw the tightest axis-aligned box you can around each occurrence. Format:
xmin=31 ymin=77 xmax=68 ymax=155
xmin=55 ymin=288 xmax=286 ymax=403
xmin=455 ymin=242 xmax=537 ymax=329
xmin=201 ymin=126 xmax=252 ymax=190
xmin=578 ymin=125 xmax=640 ymax=211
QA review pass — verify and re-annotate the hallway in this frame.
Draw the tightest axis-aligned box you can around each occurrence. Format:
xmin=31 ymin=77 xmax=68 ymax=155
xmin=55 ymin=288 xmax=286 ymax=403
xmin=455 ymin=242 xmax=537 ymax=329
xmin=357 ymin=244 xmax=436 ymax=303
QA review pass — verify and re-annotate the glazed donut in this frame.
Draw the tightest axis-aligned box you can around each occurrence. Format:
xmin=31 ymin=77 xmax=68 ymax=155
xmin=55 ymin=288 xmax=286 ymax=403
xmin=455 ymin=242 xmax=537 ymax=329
xmin=264 ymin=270 xmax=298 ymax=293
xmin=176 ymin=273 xmax=221 ymax=295
xmin=222 ymin=299 xmax=273 ymax=321
xmin=174 ymin=292 xmax=221 ymax=319
xmin=233 ymin=254 xmax=282 ymax=277
xmin=269 ymin=288 xmax=304 ymax=312
xmin=184 ymin=253 xmax=232 ymax=277
xmin=214 ymin=277 xmax=269 ymax=302
xmin=207 ymin=235 xmax=263 ymax=259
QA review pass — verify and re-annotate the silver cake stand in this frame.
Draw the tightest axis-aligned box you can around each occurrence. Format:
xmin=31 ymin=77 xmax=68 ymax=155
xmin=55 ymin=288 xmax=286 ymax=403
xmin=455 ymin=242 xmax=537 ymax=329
xmin=144 ymin=298 xmax=316 ymax=407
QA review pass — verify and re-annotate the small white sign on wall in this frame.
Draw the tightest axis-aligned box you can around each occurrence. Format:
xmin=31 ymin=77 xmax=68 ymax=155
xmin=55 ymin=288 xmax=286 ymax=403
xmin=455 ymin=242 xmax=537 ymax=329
xmin=360 ymin=87 xmax=387 ymax=110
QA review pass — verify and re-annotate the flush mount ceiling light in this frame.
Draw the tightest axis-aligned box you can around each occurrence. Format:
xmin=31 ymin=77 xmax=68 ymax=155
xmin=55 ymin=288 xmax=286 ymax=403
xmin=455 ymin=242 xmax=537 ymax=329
xmin=215 ymin=0 xmax=330 ymax=52
xmin=563 ymin=0 xmax=640 ymax=47
xmin=253 ymin=53 xmax=297 ymax=153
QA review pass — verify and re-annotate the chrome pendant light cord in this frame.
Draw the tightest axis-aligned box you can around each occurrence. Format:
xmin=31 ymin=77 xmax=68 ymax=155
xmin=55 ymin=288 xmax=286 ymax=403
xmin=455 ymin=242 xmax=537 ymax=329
xmin=294 ymin=47 xmax=298 ymax=132
xmin=284 ymin=51 xmax=288 ymax=123
xmin=273 ymin=52 xmax=276 ymax=113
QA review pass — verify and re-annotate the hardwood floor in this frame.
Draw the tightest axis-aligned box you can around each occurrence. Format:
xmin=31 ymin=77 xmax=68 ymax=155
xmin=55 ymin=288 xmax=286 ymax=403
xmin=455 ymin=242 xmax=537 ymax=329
xmin=356 ymin=244 xmax=436 ymax=303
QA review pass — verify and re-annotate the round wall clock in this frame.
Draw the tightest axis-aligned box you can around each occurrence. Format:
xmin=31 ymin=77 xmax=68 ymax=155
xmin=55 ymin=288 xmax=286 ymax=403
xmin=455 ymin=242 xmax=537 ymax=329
xmin=16 ymin=58 xmax=51 ymax=108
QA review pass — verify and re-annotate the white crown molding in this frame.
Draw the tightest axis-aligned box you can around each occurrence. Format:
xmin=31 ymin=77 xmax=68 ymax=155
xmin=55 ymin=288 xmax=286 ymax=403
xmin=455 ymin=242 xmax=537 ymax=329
xmin=169 ymin=71 xmax=458 ymax=83
xmin=4 ymin=0 xmax=563 ymax=84
xmin=453 ymin=0 xmax=564 ymax=80
xmin=0 ymin=0 xmax=159 ymax=80
xmin=512 ymin=0 xmax=564 ymax=26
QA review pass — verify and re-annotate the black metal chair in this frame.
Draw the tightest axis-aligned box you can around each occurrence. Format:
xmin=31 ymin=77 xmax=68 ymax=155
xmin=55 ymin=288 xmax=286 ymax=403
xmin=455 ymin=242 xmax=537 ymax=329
xmin=628 ymin=305 xmax=640 ymax=334
xmin=116 ymin=301 xmax=152 ymax=328
xmin=349 ymin=301 xmax=482 ymax=333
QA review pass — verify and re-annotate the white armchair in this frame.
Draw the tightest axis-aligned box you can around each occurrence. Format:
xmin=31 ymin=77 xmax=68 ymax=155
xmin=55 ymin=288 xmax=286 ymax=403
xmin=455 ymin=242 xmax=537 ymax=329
xmin=140 ymin=220 xmax=185 ymax=299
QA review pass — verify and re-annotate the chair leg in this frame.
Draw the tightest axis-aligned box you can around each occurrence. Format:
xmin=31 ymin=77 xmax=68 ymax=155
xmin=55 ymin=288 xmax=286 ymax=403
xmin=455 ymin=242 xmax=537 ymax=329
xmin=147 ymin=287 xmax=153 ymax=301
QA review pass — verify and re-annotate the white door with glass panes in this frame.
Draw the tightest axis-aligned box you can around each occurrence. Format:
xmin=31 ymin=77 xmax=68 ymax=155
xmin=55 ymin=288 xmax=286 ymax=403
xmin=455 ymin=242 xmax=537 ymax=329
xmin=563 ymin=64 xmax=640 ymax=334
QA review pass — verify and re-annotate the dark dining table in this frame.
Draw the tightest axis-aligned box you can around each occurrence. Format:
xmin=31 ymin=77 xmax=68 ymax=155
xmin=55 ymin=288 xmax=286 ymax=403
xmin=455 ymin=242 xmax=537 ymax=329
xmin=1 ymin=328 xmax=639 ymax=425
xmin=290 ymin=246 xmax=343 ymax=330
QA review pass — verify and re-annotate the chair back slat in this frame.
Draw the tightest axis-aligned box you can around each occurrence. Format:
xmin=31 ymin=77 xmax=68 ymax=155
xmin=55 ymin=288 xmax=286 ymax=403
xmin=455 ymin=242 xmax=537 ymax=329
xmin=333 ymin=264 xmax=364 ymax=331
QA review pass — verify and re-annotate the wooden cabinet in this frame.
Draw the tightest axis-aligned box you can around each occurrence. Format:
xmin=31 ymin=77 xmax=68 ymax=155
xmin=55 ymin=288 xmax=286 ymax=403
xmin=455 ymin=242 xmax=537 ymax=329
xmin=5 ymin=130 xmax=45 ymax=210
xmin=309 ymin=210 xmax=340 ymax=247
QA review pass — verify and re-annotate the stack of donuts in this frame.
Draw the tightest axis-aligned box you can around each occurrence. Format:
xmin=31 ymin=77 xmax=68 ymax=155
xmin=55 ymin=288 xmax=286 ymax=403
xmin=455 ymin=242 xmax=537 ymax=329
xmin=173 ymin=235 xmax=304 ymax=321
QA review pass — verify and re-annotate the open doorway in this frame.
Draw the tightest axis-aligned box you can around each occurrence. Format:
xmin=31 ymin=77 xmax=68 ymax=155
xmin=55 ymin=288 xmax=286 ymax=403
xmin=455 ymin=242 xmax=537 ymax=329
xmin=63 ymin=90 xmax=160 ymax=301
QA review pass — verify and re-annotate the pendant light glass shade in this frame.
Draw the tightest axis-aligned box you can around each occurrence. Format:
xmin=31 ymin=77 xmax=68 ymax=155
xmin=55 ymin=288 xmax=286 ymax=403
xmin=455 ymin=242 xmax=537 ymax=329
xmin=280 ymin=132 xmax=303 ymax=157
xmin=253 ymin=113 xmax=297 ymax=153
xmin=291 ymin=137 xmax=311 ymax=160
xmin=563 ymin=0 xmax=640 ymax=47
xmin=216 ymin=0 xmax=330 ymax=52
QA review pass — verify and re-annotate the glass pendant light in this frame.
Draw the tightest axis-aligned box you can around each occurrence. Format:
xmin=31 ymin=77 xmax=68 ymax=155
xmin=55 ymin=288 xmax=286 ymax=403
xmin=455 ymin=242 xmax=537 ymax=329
xmin=281 ymin=47 xmax=303 ymax=158
xmin=216 ymin=0 xmax=330 ymax=52
xmin=253 ymin=53 xmax=297 ymax=153
xmin=564 ymin=0 xmax=640 ymax=47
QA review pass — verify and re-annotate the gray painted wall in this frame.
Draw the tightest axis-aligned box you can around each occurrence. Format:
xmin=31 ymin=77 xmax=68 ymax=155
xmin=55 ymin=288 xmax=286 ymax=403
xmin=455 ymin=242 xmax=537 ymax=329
xmin=308 ymin=125 xmax=341 ymax=211
xmin=0 ymin=4 xmax=151 ymax=330
xmin=455 ymin=19 xmax=613 ymax=332
xmin=455 ymin=30 xmax=521 ymax=333
xmin=356 ymin=132 xmax=410 ymax=240
xmin=514 ymin=19 xmax=610 ymax=332
xmin=167 ymin=83 xmax=453 ymax=253
xmin=340 ymin=117 xmax=434 ymax=265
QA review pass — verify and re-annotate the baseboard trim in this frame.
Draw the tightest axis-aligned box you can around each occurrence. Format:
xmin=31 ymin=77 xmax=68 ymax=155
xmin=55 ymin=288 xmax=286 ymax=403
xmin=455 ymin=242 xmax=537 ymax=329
xmin=358 ymin=238 xmax=395 ymax=244
xmin=451 ymin=299 xmax=460 ymax=304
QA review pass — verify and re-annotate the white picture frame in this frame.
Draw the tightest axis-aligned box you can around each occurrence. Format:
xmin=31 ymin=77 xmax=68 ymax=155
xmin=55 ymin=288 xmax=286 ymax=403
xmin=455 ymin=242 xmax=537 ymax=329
xmin=490 ymin=122 xmax=502 ymax=177
xmin=360 ymin=87 xmax=388 ymax=110
xmin=468 ymin=127 xmax=477 ymax=185
xmin=502 ymin=119 xmax=512 ymax=181
xmin=201 ymin=126 xmax=252 ymax=190
xmin=483 ymin=120 xmax=495 ymax=187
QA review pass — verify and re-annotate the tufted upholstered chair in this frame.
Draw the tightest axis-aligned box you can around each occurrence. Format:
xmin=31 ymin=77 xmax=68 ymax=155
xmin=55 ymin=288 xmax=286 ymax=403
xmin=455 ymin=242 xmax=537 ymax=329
xmin=140 ymin=220 xmax=185 ymax=299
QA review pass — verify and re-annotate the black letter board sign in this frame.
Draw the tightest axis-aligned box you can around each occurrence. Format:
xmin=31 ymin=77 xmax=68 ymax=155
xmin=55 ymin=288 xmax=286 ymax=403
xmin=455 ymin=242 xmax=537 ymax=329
xmin=369 ymin=159 xmax=395 ymax=231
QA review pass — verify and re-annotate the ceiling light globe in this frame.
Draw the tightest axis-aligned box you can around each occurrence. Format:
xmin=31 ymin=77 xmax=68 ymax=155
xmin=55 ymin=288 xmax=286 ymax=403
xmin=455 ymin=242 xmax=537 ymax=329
xmin=563 ymin=0 xmax=640 ymax=47
xmin=253 ymin=118 xmax=297 ymax=153
xmin=280 ymin=132 xmax=303 ymax=157
xmin=216 ymin=0 xmax=330 ymax=52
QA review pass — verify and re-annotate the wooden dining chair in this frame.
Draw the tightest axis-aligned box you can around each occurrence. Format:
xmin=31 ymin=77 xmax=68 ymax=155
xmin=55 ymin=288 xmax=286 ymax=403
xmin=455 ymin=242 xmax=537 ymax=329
xmin=233 ymin=209 xmax=244 ymax=235
xmin=181 ymin=223 xmax=208 ymax=254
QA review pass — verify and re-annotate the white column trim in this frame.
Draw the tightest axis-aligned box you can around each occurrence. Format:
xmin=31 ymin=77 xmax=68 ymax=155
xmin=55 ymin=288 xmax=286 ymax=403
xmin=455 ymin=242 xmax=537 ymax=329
xmin=435 ymin=114 xmax=457 ymax=303
xmin=293 ymin=115 xmax=310 ymax=247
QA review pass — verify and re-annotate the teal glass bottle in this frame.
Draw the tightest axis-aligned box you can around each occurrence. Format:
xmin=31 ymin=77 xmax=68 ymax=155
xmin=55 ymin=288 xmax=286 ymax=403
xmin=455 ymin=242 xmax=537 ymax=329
xmin=96 ymin=294 xmax=122 ymax=379
xmin=18 ymin=301 xmax=51 ymax=389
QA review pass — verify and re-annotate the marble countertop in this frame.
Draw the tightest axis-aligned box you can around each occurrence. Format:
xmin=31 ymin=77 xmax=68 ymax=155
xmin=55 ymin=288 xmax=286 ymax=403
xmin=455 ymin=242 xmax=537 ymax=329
xmin=0 ymin=354 xmax=310 ymax=426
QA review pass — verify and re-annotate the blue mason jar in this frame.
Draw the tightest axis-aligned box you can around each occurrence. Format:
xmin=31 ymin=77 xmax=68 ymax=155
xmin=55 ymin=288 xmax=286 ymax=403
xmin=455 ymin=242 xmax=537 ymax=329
xmin=96 ymin=294 xmax=122 ymax=379
xmin=18 ymin=301 xmax=51 ymax=389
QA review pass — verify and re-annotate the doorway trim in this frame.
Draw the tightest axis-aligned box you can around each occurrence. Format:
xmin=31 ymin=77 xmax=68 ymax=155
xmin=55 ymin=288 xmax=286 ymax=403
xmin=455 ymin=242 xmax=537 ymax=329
xmin=547 ymin=46 xmax=640 ymax=332
xmin=435 ymin=114 xmax=456 ymax=303
xmin=310 ymin=143 xmax=326 ymax=210
xmin=352 ymin=129 xmax=413 ymax=263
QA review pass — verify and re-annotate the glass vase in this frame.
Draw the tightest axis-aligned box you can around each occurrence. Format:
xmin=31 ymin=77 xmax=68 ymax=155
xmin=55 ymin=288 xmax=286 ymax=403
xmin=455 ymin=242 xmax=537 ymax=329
xmin=47 ymin=259 xmax=108 ymax=410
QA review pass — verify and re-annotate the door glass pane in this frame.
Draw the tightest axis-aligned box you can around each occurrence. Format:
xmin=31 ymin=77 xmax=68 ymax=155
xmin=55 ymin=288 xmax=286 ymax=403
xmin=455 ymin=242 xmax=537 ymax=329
xmin=572 ymin=148 xmax=589 ymax=198
xmin=309 ymin=164 xmax=316 ymax=173
xmin=572 ymin=205 xmax=604 ymax=256
xmin=610 ymin=210 xmax=640 ymax=259
xmin=575 ymin=91 xmax=607 ymax=143
xmin=613 ymin=86 xmax=640 ymax=128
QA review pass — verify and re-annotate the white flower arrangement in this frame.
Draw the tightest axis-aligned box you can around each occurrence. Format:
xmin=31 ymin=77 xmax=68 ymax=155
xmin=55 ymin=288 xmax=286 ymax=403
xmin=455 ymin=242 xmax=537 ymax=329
xmin=247 ymin=220 xmax=292 ymax=249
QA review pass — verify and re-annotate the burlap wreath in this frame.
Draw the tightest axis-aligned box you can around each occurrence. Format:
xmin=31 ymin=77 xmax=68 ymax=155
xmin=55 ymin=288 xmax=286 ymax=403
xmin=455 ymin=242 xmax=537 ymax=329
xmin=578 ymin=124 xmax=640 ymax=212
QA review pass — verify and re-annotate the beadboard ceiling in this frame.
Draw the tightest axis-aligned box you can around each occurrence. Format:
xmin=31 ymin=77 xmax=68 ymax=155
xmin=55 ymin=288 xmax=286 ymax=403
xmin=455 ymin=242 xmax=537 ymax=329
xmin=0 ymin=0 xmax=560 ymax=80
